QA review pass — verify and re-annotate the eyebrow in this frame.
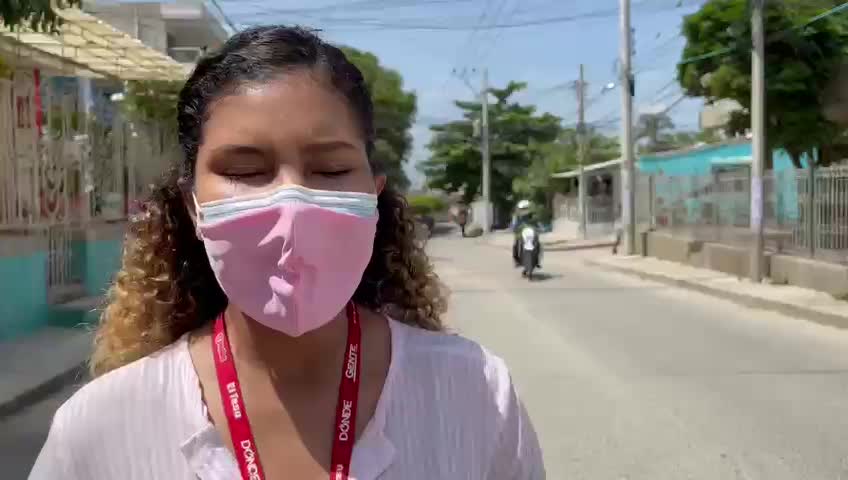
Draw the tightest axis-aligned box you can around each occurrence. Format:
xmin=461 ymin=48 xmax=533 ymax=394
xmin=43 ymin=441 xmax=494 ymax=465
xmin=302 ymin=139 xmax=361 ymax=155
xmin=208 ymin=144 xmax=268 ymax=158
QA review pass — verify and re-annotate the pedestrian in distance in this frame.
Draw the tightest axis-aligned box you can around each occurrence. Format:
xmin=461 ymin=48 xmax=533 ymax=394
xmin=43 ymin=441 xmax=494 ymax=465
xmin=456 ymin=207 xmax=468 ymax=237
xmin=30 ymin=26 xmax=544 ymax=480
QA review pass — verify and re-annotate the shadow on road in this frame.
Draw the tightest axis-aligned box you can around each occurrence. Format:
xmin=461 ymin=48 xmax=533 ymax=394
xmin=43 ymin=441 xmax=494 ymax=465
xmin=430 ymin=223 xmax=457 ymax=237
xmin=528 ymin=272 xmax=561 ymax=282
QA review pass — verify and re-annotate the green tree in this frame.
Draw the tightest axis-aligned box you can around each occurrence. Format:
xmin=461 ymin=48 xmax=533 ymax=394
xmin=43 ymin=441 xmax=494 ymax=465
xmin=0 ymin=1 xmax=81 ymax=78
xmin=342 ymin=47 xmax=416 ymax=191
xmin=421 ymin=81 xmax=561 ymax=217
xmin=514 ymin=127 xmax=620 ymax=222
xmin=636 ymin=112 xmax=675 ymax=152
xmin=407 ymin=194 xmax=447 ymax=216
xmin=678 ymin=0 xmax=848 ymax=167
xmin=1 ymin=0 xmax=80 ymax=31
xmin=122 ymin=80 xmax=182 ymax=128
xmin=658 ymin=128 xmax=724 ymax=151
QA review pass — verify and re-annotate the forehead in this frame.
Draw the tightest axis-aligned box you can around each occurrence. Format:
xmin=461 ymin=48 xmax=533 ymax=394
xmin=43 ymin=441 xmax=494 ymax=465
xmin=201 ymin=72 xmax=363 ymax=145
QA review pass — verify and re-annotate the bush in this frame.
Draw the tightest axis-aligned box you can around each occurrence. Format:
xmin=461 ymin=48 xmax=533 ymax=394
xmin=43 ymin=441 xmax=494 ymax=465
xmin=407 ymin=194 xmax=446 ymax=216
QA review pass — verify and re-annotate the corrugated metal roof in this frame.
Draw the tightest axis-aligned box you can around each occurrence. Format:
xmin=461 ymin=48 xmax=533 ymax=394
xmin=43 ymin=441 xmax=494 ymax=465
xmin=0 ymin=7 xmax=186 ymax=81
xmin=551 ymin=157 xmax=622 ymax=179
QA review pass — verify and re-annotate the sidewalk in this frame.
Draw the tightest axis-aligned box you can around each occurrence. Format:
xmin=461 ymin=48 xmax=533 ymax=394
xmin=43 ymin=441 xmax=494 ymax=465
xmin=485 ymin=231 xmax=617 ymax=252
xmin=0 ymin=326 xmax=92 ymax=419
xmin=586 ymin=254 xmax=848 ymax=328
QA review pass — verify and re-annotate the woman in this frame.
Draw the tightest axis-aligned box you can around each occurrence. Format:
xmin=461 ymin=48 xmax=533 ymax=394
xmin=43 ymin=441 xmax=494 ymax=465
xmin=31 ymin=26 xmax=544 ymax=480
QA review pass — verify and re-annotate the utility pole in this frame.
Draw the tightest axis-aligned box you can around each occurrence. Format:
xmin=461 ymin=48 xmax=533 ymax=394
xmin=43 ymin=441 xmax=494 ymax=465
xmin=750 ymin=0 xmax=766 ymax=281
xmin=620 ymin=0 xmax=636 ymax=254
xmin=481 ymin=68 xmax=492 ymax=233
xmin=576 ymin=64 xmax=588 ymax=239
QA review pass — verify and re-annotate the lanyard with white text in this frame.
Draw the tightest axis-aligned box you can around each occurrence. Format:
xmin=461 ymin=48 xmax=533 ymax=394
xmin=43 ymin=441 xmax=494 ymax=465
xmin=212 ymin=303 xmax=362 ymax=480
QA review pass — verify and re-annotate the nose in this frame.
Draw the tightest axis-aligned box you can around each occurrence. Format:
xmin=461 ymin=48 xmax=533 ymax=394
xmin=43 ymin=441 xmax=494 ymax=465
xmin=277 ymin=164 xmax=306 ymax=188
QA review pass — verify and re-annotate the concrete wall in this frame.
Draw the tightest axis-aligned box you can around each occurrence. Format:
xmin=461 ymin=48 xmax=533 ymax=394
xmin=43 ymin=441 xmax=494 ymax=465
xmin=644 ymin=231 xmax=769 ymax=278
xmin=645 ymin=231 xmax=848 ymax=296
xmin=771 ymin=255 xmax=848 ymax=297
xmin=645 ymin=231 xmax=699 ymax=264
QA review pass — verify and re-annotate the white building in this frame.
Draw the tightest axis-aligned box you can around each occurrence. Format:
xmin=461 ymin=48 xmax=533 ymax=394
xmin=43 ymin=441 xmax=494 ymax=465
xmin=85 ymin=0 xmax=234 ymax=71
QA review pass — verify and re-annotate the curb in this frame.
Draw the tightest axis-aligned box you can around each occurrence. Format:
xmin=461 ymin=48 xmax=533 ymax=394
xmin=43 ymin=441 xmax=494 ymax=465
xmin=485 ymin=239 xmax=616 ymax=252
xmin=547 ymin=241 xmax=616 ymax=252
xmin=585 ymin=259 xmax=848 ymax=330
xmin=0 ymin=361 xmax=87 ymax=420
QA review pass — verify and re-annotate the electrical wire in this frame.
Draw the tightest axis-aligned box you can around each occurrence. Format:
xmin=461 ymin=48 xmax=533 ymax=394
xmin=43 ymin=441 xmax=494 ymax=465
xmin=476 ymin=0 xmax=522 ymax=66
xmin=235 ymin=5 xmax=625 ymax=30
xmin=454 ymin=0 xmax=497 ymax=80
xmin=467 ymin=0 xmax=509 ymax=70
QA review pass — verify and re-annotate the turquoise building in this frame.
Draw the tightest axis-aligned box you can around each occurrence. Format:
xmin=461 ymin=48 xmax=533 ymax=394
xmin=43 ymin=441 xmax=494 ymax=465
xmin=638 ymin=140 xmax=810 ymax=228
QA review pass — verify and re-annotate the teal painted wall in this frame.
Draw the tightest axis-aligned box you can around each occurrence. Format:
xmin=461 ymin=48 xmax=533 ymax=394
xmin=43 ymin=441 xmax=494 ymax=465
xmin=84 ymin=239 xmax=123 ymax=297
xmin=638 ymin=143 xmax=807 ymax=176
xmin=71 ymin=239 xmax=86 ymax=284
xmin=0 ymin=252 xmax=49 ymax=340
xmin=638 ymin=142 xmax=811 ymax=224
xmin=0 ymin=236 xmax=123 ymax=340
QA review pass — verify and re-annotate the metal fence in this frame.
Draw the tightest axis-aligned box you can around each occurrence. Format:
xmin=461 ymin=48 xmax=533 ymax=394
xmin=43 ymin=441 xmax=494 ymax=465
xmin=559 ymin=195 xmax=617 ymax=224
xmin=641 ymin=166 xmax=848 ymax=263
xmin=557 ymin=195 xmax=618 ymax=238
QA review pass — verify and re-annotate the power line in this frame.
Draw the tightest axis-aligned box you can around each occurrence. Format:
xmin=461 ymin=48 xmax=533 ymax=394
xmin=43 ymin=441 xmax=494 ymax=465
xmin=237 ymin=5 xmax=627 ymax=30
xmin=449 ymin=0 xmax=497 ymax=86
xmin=209 ymin=0 xmax=239 ymax=33
xmin=222 ymin=0 xmax=464 ymax=14
xmin=467 ymin=0 xmax=509 ymax=69
xmin=476 ymin=0 xmax=522 ymax=66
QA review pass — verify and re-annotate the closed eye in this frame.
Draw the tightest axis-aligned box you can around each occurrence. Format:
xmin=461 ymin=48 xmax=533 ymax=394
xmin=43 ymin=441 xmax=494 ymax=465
xmin=317 ymin=169 xmax=353 ymax=178
xmin=224 ymin=171 xmax=265 ymax=179
xmin=221 ymin=169 xmax=274 ymax=187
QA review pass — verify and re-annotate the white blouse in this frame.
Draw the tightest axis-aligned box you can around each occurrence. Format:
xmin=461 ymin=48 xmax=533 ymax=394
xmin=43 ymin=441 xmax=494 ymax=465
xmin=30 ymin=319 xmax=545 ymax=479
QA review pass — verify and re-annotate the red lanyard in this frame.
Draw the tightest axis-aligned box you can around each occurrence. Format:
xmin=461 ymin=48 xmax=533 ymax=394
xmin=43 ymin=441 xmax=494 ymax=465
xmin=212 ymin=303 xmax=362 ymax=480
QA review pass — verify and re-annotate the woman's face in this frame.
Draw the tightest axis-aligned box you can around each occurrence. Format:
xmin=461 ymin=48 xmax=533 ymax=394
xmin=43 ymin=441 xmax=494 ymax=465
xmin=193 ymin=71 xmax=384 ymax=204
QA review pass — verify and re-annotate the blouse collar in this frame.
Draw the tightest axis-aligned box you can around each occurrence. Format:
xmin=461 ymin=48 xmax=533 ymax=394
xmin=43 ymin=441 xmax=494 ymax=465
xmin=179 ymin=317 xmax=405 ymax=479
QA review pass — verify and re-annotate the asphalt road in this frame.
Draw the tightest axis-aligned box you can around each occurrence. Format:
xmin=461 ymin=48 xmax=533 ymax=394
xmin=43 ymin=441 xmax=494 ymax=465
xmin=431 ymin=233 xmax=848 ymax=479
xmin=0 ymin=379 xmax=79 ymax=479
xmin=6 ymin=231 xmax=848 ymax=479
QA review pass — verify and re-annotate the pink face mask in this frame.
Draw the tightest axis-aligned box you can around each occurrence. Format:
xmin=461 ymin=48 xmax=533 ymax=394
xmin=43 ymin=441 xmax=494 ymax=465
xmin=195 ymin=185 xmax=378 ymax=336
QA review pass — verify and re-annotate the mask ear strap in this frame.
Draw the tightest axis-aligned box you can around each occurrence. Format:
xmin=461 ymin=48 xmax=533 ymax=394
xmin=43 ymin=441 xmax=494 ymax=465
xmin=192 ymin=192 xmax=204 ymax=239
xmin=192 ymin=193 xmax=202 ymax=220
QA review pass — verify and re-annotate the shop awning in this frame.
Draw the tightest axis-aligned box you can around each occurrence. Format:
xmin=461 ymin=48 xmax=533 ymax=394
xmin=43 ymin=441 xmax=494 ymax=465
xmin=0 ymin=7 xmax=186 ymax=81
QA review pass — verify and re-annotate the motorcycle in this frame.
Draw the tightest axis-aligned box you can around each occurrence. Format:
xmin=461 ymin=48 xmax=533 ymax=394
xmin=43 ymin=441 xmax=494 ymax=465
xmin=517 ymin=225 xmax=541 ymax=280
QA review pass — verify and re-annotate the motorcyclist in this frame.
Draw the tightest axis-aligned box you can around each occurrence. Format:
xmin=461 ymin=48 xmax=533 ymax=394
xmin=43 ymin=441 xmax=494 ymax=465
xmin=512 ymin=200 xmax=541 ymax=269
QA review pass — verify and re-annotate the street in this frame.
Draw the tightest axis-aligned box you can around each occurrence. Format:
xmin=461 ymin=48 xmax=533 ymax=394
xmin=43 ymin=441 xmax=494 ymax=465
xmin=5 ymin=233 xmax=848 ymax=478
xmin=434 ymin=233 xmax=848 ymax=479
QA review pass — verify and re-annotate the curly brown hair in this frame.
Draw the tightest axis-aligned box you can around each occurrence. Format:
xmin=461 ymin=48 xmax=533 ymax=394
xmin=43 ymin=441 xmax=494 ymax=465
xmin=91 ymin=26 xmax=446 ymax=377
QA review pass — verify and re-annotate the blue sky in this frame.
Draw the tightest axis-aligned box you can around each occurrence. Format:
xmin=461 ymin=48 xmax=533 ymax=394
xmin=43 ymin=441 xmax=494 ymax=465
xmin=215 ymin=0 xmax=707 ymax=188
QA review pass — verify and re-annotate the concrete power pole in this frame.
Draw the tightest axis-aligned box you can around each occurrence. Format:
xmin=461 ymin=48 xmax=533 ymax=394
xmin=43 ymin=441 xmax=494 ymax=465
xmin=750 ymin=0 xmax=766 ymax=281
xmin=576 ymin=64 xmax=588 ymax=239
xmin=620 ymin=0 xmax=636 ymax=254
xmin=481 ymin=68 xmax=492 ymax=233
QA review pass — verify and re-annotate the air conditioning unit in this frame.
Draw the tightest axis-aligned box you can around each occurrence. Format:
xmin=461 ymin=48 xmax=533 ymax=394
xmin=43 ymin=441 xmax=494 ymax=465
xmin=168 ymin=47 xmax=205 ymax=64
